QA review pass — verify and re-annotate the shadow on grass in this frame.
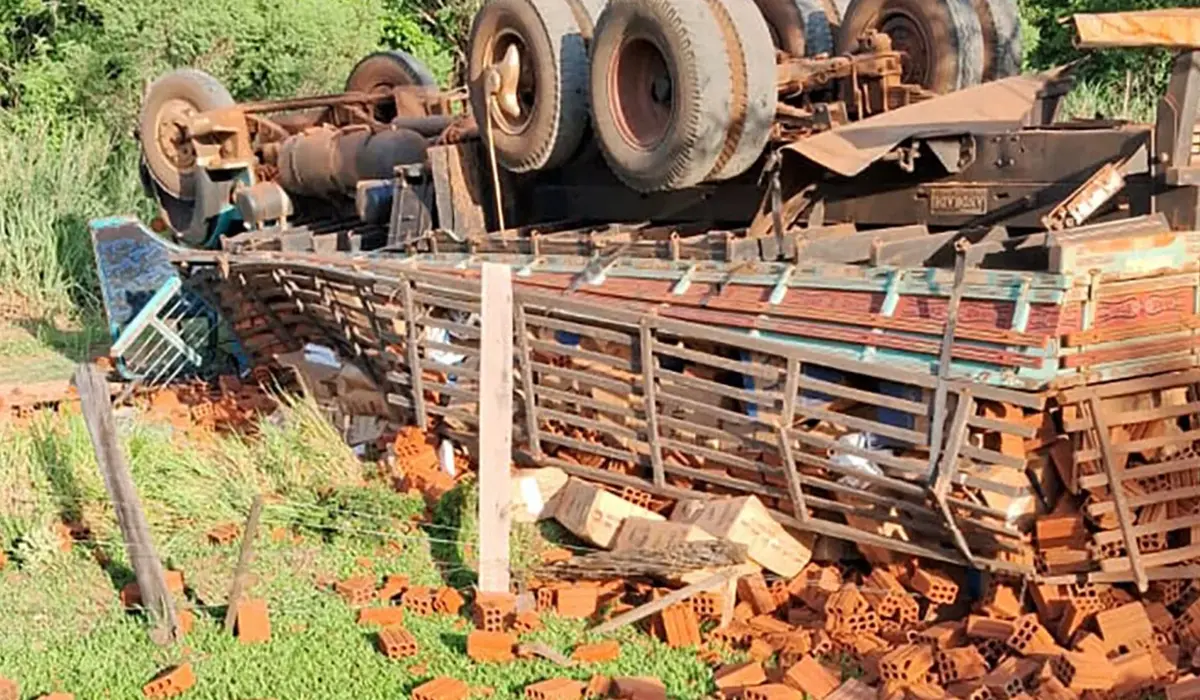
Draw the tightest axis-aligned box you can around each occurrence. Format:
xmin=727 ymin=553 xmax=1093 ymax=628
xmin=16 ymin=314 xmax=108 ymax=365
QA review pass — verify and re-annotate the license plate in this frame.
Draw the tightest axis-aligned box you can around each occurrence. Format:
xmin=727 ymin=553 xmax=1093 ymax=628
xmin=929 ymin=187 xmax=988 ymax=215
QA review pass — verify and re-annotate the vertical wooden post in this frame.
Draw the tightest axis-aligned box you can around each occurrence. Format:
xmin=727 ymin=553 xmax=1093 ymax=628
xmin=75 ymin=363 xmax=179 ymax=643
xmin=223 ymin=495 xmax=265 ymax=633
xmin=477 ymin=263 xmax=513 ymax=593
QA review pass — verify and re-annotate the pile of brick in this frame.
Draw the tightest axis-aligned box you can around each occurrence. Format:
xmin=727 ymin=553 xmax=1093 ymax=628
xmin=388 ymin=426 xmax=461 ymax=502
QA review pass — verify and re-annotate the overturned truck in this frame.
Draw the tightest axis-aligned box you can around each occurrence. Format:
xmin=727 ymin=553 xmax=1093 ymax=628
xmin=95 ymin=4 xmax=1200 ymax=592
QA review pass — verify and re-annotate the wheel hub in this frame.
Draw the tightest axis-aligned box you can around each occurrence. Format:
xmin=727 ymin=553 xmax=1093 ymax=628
xmin=880 ymin=10 xmax=932 ymax=88
xmin=488 ymin=30 xmax=536 ymax=134
xmin=154 ymin=99 xmax=197 ymax=172
xmin=610 ymin=35 xmax=674 ymax=151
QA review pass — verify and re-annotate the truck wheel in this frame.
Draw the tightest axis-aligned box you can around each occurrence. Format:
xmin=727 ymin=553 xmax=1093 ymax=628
xmin=836 ymin=0 xmax=983 ymax=94
xmin=138 ymin=69 xmax=234 ymax=201
xmin=347 ymin=51 xmax=438 ymax=122
xmin=590 ymin=0 xmax=731 ymax=191
xmin=753 ymin=0 xmax=838 ymax=57
xmin=468 ymin=0 xmax=598 ymax=173
xmin=708 ymin=0 xmax=778 ymax=182
xmin=973 ymin=0 xmax=1021 ymax=81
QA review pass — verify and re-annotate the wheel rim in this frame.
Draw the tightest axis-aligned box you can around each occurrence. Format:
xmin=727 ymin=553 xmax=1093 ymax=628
xmin=488 ymin=29 xmax=536 ymax=135
xmin=153 ymin=98 xmax=198 ymax=177
xmin=879 ymin=9 xmax=932 ymax=87
xmin=609 ymin=35 xmax=674 ymax=151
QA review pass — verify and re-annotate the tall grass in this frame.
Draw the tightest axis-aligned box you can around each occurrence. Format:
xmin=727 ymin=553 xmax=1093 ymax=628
xmin=1061 ymin=77 xmax=1159 ymax=123
xmin=0 ymin=115 xmax=148 ymax=318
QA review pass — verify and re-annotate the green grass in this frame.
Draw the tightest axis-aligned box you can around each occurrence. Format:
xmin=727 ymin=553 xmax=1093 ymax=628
xmin=0 ymin=399 xmax=714 ymax=699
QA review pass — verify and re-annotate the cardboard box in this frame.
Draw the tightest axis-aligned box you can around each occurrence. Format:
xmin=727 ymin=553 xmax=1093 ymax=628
xmin=671 ymin=496 xmax=813 ymax=577
xmin=553 ymin=479 xmax=664 ymax=548
xmin=611 ymin=518 xmax=715 ymax=551
xmin=511 ymin=468 xmax=569 ymax=523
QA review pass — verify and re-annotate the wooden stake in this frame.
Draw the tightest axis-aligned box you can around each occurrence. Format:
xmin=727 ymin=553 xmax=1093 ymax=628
xmin=223 ymin=495 xmax=265 ymax=633
xmin=592 ymin=566 xmax=753 ymax=635
xmin=477 ymin=262 xmax=514 ymax=593
xmin=75 ymin=363 xmax=179 ymax=644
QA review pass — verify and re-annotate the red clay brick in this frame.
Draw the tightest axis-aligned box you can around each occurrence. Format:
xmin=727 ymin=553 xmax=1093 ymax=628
xmin=235 ymin=598 xmax=270 ymax=644
xmin=659 ymin=603 xmax=701 ymax=649
xmin=164 ymin=570 xmax=185 ymax=594
xmin=467 ymin=630 xmax=516 ymax=663
xmin=540 ymin=548 xmax=574 ymax=564
xmin=358 ymin=606 xmax=405 ymax=627
xmin=689 ymin=591 xmax=725 ymax=620
xmin=206 ymin=523 xmax=239 ymax=545
xmin=176 ymin=609 xmax=195 ymax=636
xmin=585 ymin=675 xmax=612 ymax=699
xmin=412 ymin=677 xmax=469 ymax=700
xmin=402 ymin=586 xmax=435 ymax=616
xmin=36 ymin=694 xmax=74 ymax=700
xmin=784 ymin=655 xmax=840 ymax=700
xmin=142 ymin=663 xmax=195 ymax=698
xmin=525 ymin=679 xmax=585 ymax=700
xmin=738 ymin=573 xmax=778 ymax=615
xmin=910 ymin=569 xmax=959 ymax=606
xmin=879 ymin=645 xmax=935 ymax=683
xmin=475 ymin=592 xmax=517 ymax=631
xmin=610 ymin=677 xmax=666 ymax=700
xmin=378 ymin=574 xmax=409 ymax=602
xmin=1005 ymin=614 xmax=1056 ymax=656
xmin=572 ymin=640 xmax=621 ymax=663
xmin=745 ymin=685 xmax=803 ymax=700
xmin=335 ymin=575 xmax=376 ymax=606
xmin=936 ymin=646 xmax=989 ymax=684
xmin=434 ymin=587 xmax=465 ymax=615
xmin=715 ymin=662 xmax=767 ymax=690
xmin=513 ymin=610 xmax=543 ymax=635
xmin=0 ymin=678 xmax=16 ymax=700
xmin=556 ymin=586 xmax=599 ymax=619
xmin=377 ymin=625 xmax=419 ymax=659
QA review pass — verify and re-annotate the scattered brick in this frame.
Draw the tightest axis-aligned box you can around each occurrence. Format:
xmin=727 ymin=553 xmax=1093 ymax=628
xmin=434 ymin=587 xmax=465 ymax=615
xmin=540 ymin=548 xmax=574 ymax=565
xmin=377 ymin=625 xmax=419 ymax=659
xmin=412 ymin=677 xmax=469 ymax=700
xmin=525 ymin=679 xmax=585 ymax=700
xmin=879 ymin=645 xmax=935 ymax=683
xmin=1051 ymin=651 xmax=1116 ymax=692
xmin=0 ymin=678 xmax=15 ymax=700
xmin=142 ymin=663 xmax=195 ymax=699
xmin=826 ymin=679 xmax=876 ymax=700
xmin=715 ymin=662 xmax=767 ymax=690
xmin=206 ymin=523 xmax=239 ymax=545
xmin=659 ymin=603 xmax=701 ymax=649
xmin=403 ymin=586 xmax=435 ymax=616
xmin=1096 ymin=602 xmax=1155 ymax=653
xmin=910 ymin=569 xmax=959 ymax=606
xmin=556 ymin=586 xmax=599 ymax=619
xmin=572 ymin=640 xmax=620 ymax=663
xmin=378 ymin=574 xmax=409 ymax=602
xmin=235 ymin=598 xmax=270 ymax=644
xmin=936 ymin=646 xmax=989 ymax=683
xmin=783 ymin=655 xmax=840 ymax=700
xmin=466 ymin=631 xmax=516 ymax=663
xmin=164 ymin=570 xmax=185 ymax=594
xmin=585 ymin=676 xmax=612 ymax=699
xmin=177 ymin=609 xmax=195 ymax=636
xmin=748 ymin=637 xmax=774 ymax=662
xmin=746 ymin=685 xmax=803 ymax=700
xmin=1006 ymin=614 xmax=1056 ymax=656
xmin=512 ymin=611 xmax=543 ymax=635
xmin=689 ymin=591 xmax=724 ymax=620
xmin=980 ymin=582 xmax=1023 ymax=620
xmin=966 ymin=616 xmax=1016 ymax=641
xmin=358 ymin=606 xmax=405 ymax=627
xmin=474 ymin=592 xmax=516 ymax=631
xmin=36 ymin=694 xmax=73 ymax=700
xmin=335 ymin=575 xmax=376 ymax=606
xmin=738 ymin=573 xmax=778 ymax=615
xmin=610 ymin=677 xmax=665 ymax=700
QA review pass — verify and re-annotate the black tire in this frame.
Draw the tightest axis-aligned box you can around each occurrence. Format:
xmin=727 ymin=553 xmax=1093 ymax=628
xmin=589 ymin=0 xmax=733 ymax=192
xmin=138 ymin=69 xmax=234 ymax=201
xmin=753 ymin=0 xmax=837 ymax=56
xmin=709 ymin=0 xmax=778 ymax=182
xmin=836 ymin=0 xmax=983 ymax=94
xmin=346 ymin=51 xmax=438 ymax=122
xmin=972 ymin=0 xmax=1022 ymax=81
xmin=467 ymin=0 xmax=594 ymax=173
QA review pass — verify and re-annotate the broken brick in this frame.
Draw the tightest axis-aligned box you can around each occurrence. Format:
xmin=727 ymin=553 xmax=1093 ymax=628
xmin=879 ymin=644 xmax=935 ymax=683
xmin=466 ymin=630 xmax=516 ymax=663
xmin=540 ymin=548 xmax=574 ymax=565
xmin=335 ymin=575 xmax=376 ymax=606
xmin=745 ymin=685 xmax=803 ymax=700
xmin=572 ymin=640 xmax=620 ymax=663
xmin=610 ymin=677 xmax=665 ymax=700
xmin=738 ymin=573 xmax=778 ymax=615
xmin=434 ymin=587 xmax=465 ymax=615
xmin=378 ymin=574 xmax=409 ymax=602
xmin=1051 ymin=651 xmax=1116 ymax=692
xmin=235 ymin=598 xmax=270 ymax=644
xmin=1095 ymin=602 xmax=1154 ymax=653
xmin=659 ymin=603 xmax=701 ymax=649
xmin=205 ymin=523 xmax=239 ymax=545
xmin=0 ymin=679 xmax=15 ymax=700
xmin=525 ymin=679 xmax=585 ymax=700
xmin=164 ymin=570 xmax=185 ymax=594
xmin=358 ymin=606 xmax=405 ymax=627
xmin=1005 ymin=614 xmax=1056 ymax=656
xmin=585 ymin=676 xmax=612 ymax=699
xmin=35 ymin=694 xmax=73 ymax=700
xmin=474 ymin=592 xmax=516 ymax=631
xmin=412 ymin=677 xmax=469 ymax=700
xmin=979 ymin=582 xmax=1023 ymax=621
xmin=512 ymin=611 xmax=543 ymax=635
xmin=966 ymin=616 xmax=1017 ymax=641
xmin=936 ymin=646 xmax=989 ymax=683
xmin=377 ymin=625 xmax=419 ymax=659
xmin=142 ymin=663 xmax=195 ymax=699
xmin=176 ymin=609 xmax=195 ymax=636
xmin=748 ymin=637 xmax=774 ymax=662
xmin=783 ymin=655 xmax=840 ymax=699
xmin=556 ymin=586 xmax=599 ymax=619
xmin=715 ymin=662 xmax=767 ymax=690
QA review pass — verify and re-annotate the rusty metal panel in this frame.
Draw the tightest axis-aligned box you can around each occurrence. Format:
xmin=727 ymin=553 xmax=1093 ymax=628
xmin=1072 ymin=10 xmax=1200 ymax=49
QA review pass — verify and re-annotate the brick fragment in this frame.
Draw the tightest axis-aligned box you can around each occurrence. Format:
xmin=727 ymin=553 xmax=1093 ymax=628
xmin=177 ymin=609 xmax=195 ymax=636
xmin=911 ymin=569 xmax=959 ymax=606
xmin=572 ymin=640 xmax=620 ymax=663
xmin=540 ymin=548 xmax=574 ymax=565
xmin=749 ymin=614 xmax=791 ymax=636
xmin=659 ymin=603 xmax=701 ymax=649
xmin=434 ymin=587 xmax=465 ymax=615
xmin=377 ymin=625 xmax=419 ymax=659
xmin=715 ymin=662 xmax=767 ymax=690
xmin=915 ymin=621 xmax=966 ymax=649
xmin=1051 ymin=651 xmax=1116 ymax=692
xmin=783 ymin=655 xmax=840 ymax=699
xmin=1095 ymin=602 xmax=1154 ymax=653
xmin=475 ymin=591 xmax=516 ymax=631
xmin=982 ymin=657 xmax=1039 ymax=700
xmin=745 ymin=685 xmax=804 ymax=700
xmin=358 ymin=606 xmax=405 ymax=627
xmin=739 ymin=573 xmax=778 ymax=615
xmin=967 ymin=616 xmax=1016 ymax=641
xmin=0 ymin=679 xmax=15 ymax=700
xmin=556 ymin=586 xmax=599 ymax=619
xmin=335 ymin=575 xmax=376 ymax=606
xmin=412 ymin=677 xmax=469 ymax=700
xmin=525 ymin=679 xmax=585 ymax=700
xmin=1109 ymin=649 xmax=1157 ymax=697
xmin=378 ymin=574 xmax=409 ymax=602
xmin=826 ymin=679 xmax=877 ymax=700
xmin=937 ymin=646 xmax=990 ymax=683
xmin=206 ymin=523 xmax=239 ymax=545
xmin=748 ymin=637 xmax=774 ymax=662
xmin=235 ymin=598 xmax=270 ymax=644
xmin=790 ymin=564 xmax=841 ymax=610
xmin=979 ymin=582 xmax=1023 ymax=621
xmin=142 ymin=663 xmax=195 ymax=699
xmin=36 ymin=694 xmax=73 ymax=700
xmin=610 ymin=677 xmax=665 ymax=700
xmin=512 ymin=611 xmax=543 ymax=635
xmin=1006 ymin=614 xmax=1056 ymax=655
xmin=690 ymin=591 xmax=725 ymax=620
xmin=585 ymin=676 xmax=612 ymax=699
xmin=466 ymin=630 xmax=516 ymax=663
